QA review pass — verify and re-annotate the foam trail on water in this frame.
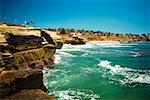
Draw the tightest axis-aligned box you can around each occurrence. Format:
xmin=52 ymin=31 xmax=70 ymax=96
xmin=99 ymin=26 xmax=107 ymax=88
xmin=54 ymin=55 xmax=62 ymax=64
xmin=62 ymin=42 xmax=132 ymax=52
xmin=98 ymin=60 xmax=150 ymax=84
xmin=88 ymin=41 xmax=132 ymax=48
xmin=48 ymin=89 xmax=100 ymax=100
xmin=57 ymin=51 xmax=76 ymax=57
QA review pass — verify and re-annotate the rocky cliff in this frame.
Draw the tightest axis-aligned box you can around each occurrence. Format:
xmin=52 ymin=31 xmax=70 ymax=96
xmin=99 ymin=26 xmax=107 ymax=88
xmin=48 ymin=28 xmax=150 ymax=43
xmin=0 ymin=23 xmax=56 ymax=99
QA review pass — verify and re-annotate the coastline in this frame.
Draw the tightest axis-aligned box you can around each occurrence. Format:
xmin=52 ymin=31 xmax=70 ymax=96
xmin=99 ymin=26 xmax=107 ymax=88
xmin=0 ymin=22 xmax=150 ymax=99
xmin=87 ymin=40 xmax=150 ymax=43
xmin=87 ymin=40 xmax=120 ymax=43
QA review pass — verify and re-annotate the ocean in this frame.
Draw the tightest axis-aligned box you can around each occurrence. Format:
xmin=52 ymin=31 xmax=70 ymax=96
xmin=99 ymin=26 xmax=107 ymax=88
xmin=43 ymin=42 xmax=150 ymax=100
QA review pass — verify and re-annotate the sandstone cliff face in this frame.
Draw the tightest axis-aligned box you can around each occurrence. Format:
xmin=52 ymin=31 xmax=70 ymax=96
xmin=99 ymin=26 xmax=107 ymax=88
xmin=0 ymin=69 xmax=45 ymax=98
xmin=48 ymin=28 xmax=150 ymax=42
xmin=81 ymin=35 xmax=148 ymax=42
xmin=0 ymin=23 xmax=56 ymax=99
xmin=3 ymin=89 xmax=55 ymax=100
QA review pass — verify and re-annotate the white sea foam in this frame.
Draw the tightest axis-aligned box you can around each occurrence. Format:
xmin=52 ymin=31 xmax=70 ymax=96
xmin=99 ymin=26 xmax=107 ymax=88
xmin=58 ymin=42 xmax=133 ymax=59
xmin=131 ymin=55 xmax=139 ymax=58
xmin=62 ymin=42 xmax=132 ymax=51
xmin=87 ymin=41 xmax=131 ymax=48
xmin=98 ymin=60 xmax=150 ymax=84
xmin=81 ymin=67 xmax=96 ymax=76
xmin=54 ymin=55 xmax=62 ymax=64
xmin=57 ymin=51 xmax=76 ymax=57
xmin=43 ymin=67 xmax=81 ymax=88
xmin=129 ymin=51 xmax=142 ymax=57
xmin=43 ymin=68 xmax=63 ymax=88
xmin=62 ymin=43 xmax=95 ymax=49
xmin=48 ymin=89 xmax=100 ymax=100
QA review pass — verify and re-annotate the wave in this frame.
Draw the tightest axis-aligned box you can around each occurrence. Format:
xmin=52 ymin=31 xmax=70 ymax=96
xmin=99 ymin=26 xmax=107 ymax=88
xmin=43 ymin=67 xmax=82 ymax=88
xmin=57 ymin=42 xmax=135 ymax=59
xmin=88 ymin=41 xmax=133 ymax=48
xmin=98 ymin=60 xmax=150 ymax=85
xmin=54 ymin=55 xmax=62 ymax=64
xmin=57 ymin=51 xmax=76 ymax=58
xmin=48 ymin=89 xmax=100 ymax=100
xmin=43 ymin=68 xmax=71 ymax=88
xmin=62 ymin=43 xmax=95 ymax=49
xmin=54 ymin=51 xmax=76 ymax=64
xmin=62 ymin=42 xmax=132 ymax=52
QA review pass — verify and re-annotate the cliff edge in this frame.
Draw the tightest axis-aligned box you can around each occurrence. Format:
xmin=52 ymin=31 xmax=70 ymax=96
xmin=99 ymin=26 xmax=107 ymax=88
xmin=0 ymin=23 xmax=56 ymax=100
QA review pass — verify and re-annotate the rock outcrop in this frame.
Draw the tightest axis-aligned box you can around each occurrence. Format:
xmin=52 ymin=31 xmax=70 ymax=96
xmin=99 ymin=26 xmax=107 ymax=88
xmin=0 ymin=22 xmax=56 ymax=99
xmin=48 ymin=28 xmax=150 ymax=43
xmin=65 ymin=36 xmax=86 ymax=45
xmin=3 ymin=89 xmax=55 ymax=100
xmin=0 ymin=69 xmax=45 ymax=98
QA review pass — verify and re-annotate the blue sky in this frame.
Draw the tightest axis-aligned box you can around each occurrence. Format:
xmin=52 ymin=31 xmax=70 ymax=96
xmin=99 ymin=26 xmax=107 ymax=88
xmin=0 ymin=0 xmax=149 ymax=34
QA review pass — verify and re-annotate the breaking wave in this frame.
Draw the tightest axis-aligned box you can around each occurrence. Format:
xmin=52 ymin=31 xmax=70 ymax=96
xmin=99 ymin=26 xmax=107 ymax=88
xmin=48 ymin=89 xmax=100 ymax=100
xmin=62 ymin=41 xmax=131 ymax=50
xmin=54 ymin=55 xmax=62 ymax=64
xmin=43 ymin=67 xmax=81 ymax=88
xmin=98 ymin=60 xmax=150 ymax=85
xmin=57 ymin=51 xmax=76 ymax=58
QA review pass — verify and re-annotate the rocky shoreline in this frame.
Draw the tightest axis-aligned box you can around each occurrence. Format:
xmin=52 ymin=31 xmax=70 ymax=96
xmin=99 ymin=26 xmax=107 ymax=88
xmin=0 ymin=22 xmax=149 ymax=99
xmin=0 ymin=23 xmax=58 ymax=99
xmin=48 ymin=28 xmax=150 ymax=43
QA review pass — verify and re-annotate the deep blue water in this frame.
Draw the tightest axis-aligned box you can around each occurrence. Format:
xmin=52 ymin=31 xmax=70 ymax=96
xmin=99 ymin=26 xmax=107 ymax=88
xmin=43 ymin=42 xmax=150 ymax=100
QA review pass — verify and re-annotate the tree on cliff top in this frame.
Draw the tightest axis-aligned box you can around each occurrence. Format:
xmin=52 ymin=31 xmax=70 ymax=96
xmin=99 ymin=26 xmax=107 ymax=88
xmin=58 ymin=28 xmax=67 ymax=34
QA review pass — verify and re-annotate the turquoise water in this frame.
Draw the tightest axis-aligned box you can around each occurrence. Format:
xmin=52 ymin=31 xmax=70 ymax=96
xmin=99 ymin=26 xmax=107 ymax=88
xmin=43 ymin=42 xmax=150 ymax=100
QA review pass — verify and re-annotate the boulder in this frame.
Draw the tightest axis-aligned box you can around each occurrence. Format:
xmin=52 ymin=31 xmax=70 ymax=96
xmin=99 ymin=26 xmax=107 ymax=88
xmin=55 ymin=41 xmax=63 ymax=49
xmin=66 ymin=36 xmax=86 ymax=45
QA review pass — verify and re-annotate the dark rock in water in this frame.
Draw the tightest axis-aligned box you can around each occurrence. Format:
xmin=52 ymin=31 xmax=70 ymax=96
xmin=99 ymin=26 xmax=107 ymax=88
xmin=66 ymin=36 xmax=86 ymax=45
xmin=70 ymin=40 xmax=86 ymax=45
xmin=6 ymin=33 xmax=44 ymax=47
xmin=41 ymin=31 xmax=55 ymax=45
xmin=55 ymin=41 xmax=63 ymax=49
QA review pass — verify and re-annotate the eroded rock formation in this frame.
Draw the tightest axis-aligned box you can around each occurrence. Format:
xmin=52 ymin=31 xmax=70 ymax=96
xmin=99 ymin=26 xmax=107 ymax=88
xmin=65 ymin=36 xmax=86 ymax=45
xmin=48 ymin=28 xmax=150 ymax=43
xmin=0 ymin=22 xmax=56 ymax=99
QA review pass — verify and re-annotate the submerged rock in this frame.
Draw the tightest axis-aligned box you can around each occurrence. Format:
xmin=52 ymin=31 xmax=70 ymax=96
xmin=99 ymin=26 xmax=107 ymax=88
xmin=55 ymin=41 xmax=64 ymax=49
